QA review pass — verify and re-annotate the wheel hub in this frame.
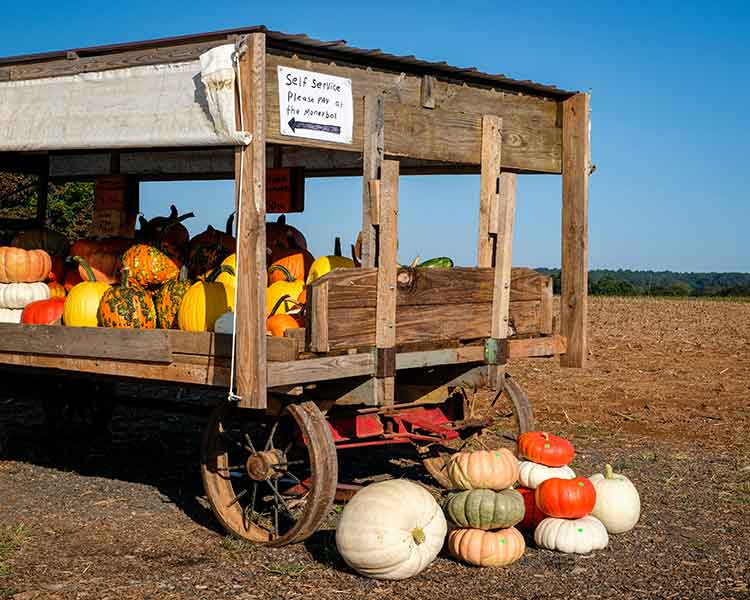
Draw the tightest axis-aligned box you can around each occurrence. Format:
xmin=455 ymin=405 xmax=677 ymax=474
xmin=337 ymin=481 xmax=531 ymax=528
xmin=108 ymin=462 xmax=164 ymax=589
xmin=246 ymin=449 xmax=285 ymax=481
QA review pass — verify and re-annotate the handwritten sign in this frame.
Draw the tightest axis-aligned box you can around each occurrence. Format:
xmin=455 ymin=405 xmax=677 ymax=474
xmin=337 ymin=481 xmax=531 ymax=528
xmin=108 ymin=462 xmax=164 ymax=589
xmin=278 ymin=66 xmax=353 ymax=144
xmin=266 ymin=167 xmax=304 ymax=213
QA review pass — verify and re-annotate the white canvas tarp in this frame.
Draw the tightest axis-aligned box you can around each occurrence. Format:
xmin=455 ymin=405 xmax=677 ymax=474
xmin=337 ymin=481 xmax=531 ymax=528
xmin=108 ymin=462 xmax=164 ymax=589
xmin=0 ymin=44 xmax=251 ymax=151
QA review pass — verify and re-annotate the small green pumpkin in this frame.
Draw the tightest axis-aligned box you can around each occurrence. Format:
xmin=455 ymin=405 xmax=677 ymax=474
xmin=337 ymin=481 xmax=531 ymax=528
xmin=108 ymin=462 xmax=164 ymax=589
xmin=444 ymin=488 xmax=525 ymax=530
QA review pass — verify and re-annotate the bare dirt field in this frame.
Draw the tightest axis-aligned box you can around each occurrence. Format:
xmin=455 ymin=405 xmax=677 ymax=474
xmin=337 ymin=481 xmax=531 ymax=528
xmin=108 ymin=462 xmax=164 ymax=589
xmin=1 ymin=296 xmax=748 ymax=600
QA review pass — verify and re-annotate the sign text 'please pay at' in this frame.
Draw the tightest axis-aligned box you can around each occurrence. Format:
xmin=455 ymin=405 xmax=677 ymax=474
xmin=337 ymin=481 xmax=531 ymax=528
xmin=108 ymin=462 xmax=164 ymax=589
xmin=278 ymin=66 xmax=353 ymax=144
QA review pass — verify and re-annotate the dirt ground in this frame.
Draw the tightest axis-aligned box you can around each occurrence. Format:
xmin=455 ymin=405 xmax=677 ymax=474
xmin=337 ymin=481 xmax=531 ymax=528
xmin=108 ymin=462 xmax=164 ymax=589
xmin=0 ymin=296 xmax=748 ymax=600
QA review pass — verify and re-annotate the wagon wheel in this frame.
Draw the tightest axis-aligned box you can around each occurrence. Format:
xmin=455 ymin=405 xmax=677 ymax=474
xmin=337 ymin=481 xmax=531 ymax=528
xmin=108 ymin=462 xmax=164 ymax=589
xmin=201 ymin=400 xmax=337 ymax=546
xmin=421 ymin=373 xmax=534 ymax=489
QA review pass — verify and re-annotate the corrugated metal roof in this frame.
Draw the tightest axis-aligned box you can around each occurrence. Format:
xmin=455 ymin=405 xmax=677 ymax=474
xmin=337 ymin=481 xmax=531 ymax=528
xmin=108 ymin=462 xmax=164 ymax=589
xmin=0 ymin=26 xmax=576 ymax=99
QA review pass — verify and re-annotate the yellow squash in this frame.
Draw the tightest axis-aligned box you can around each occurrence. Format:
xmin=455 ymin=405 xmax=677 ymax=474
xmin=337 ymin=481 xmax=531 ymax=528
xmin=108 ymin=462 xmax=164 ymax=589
xmin=266 ymin=279 xmax=304 ymax=317
xmin=178 ymin=266 xmax=232 ymax=332
xmin=306 ymin=255 xmax=354 ymax=285
xmin=63 ymin=258 xmax=110 ymax=327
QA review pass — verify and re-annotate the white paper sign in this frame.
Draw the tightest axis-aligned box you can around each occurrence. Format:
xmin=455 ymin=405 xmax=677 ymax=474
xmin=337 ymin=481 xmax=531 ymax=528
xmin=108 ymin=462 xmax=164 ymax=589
xmin=278 ymin=66 xmax=353 ymax=144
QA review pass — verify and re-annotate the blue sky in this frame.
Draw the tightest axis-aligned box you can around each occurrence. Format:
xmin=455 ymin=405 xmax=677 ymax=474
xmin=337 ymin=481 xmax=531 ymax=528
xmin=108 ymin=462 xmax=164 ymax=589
xmin=2 ymin=1 xmax=748 ymax=271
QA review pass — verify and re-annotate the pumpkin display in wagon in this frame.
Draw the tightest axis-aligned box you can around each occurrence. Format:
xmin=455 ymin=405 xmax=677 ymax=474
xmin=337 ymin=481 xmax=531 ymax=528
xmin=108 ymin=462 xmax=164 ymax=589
xmin=0 ymin=282 xmax=50 ymax=309
xmin=11 ymin=227 xmax=69 ymax=257
xmin=21 ymin=297 xmax=65 ymax=325
xmin=121 ymin=243 xmax=182 ymax=288
xmin=186 ymin=213 xmax=236 ymax=277
xmin=63 ymin=258 xmax=111 ymax=327
xmin=446 ymin=448 xmax=520 ymax=491
xmin=535 ymin=476 xmax=597 ymax=519
xmin=443 ymin=488 xmax=525 ymax=530
xmin=448 ymin=526 xmax=525 ymax=567
xmin=153 ymin=266 xmax=192 ymax=329
xmin=177 ymin=266 xmax=233 ymax=332
xmin=517 ymin=431 xmax=575 ymax=467
xmin=0 ymin=247 xmax=52 ymax=283
xmin=98 ymin=267 xmax=157 ymax=329
xmin=137 ymin=205 xmax=195 ymax=251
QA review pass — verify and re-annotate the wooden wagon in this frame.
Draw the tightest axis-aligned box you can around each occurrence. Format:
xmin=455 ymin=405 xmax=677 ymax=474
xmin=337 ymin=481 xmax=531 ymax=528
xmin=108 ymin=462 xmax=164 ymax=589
xmin=0 ymin=27 xmax=591 ymax=545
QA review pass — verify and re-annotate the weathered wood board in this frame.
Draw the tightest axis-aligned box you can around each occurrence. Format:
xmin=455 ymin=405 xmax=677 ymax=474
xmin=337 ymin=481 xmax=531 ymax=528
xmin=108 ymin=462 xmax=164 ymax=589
xmin=307 ymin=267 xmax=553 ymax=352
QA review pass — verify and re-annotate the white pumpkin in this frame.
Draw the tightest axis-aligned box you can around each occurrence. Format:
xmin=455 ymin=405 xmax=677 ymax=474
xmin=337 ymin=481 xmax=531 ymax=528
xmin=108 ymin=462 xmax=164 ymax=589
xmin=336 ymin=479 xmax=447 ymax=580
xmin=535 ymin=516 xmax=609 ymax=554
xmin=0 ymin=308 xmax=22 ymax=323
xmin=589 ymin=464 xmax=641 ymax=533
xmin=0 ymin=282 xmax=49 ymax=309
xmin=518 ymin=461 xmax=576 ymax=489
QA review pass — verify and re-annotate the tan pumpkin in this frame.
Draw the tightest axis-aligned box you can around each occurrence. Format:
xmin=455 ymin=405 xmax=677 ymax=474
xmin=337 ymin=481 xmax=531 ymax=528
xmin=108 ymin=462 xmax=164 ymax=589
xmin=446 ymin=448 xmax=520 ymax=491
xmin=0 ymin=247 xmax=52 ymax=283
xmin=448 ymin=527 xmax=525 ymax=567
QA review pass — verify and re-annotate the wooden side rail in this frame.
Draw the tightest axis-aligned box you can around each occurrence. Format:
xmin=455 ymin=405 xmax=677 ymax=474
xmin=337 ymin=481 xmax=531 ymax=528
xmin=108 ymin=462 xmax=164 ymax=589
xmin=306 ymin=267 xmax=553 ymax=352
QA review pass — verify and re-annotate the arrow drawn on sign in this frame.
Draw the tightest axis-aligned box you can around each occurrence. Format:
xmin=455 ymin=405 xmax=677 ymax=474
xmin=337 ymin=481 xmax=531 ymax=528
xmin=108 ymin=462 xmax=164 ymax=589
xmin=288 ymin=118 xmax=341 ymax=135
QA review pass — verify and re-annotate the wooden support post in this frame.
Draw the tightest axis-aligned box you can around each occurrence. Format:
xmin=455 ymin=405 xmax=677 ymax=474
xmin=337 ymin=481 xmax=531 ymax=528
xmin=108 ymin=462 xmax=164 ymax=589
xmin=36 ymin=155 xmax=49 ymax=226
xmin=361 ymin=95 xmax=385 ymax=268
xmin=374 ymin=160 xmax=399 ymax=405
xmin=234 ymin=33 xmax=268 ymax=409
xmin=560 ymin=93 xmax=590 ymax=368
xmin=477 ymin=116 xmax=502 ymax=267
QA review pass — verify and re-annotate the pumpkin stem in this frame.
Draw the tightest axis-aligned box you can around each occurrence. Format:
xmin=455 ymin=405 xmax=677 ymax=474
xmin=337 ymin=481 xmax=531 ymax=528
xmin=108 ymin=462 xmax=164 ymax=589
xmin=73 ymin=256 xmax=97 ymax=283
xmin=225 ymin=212 xmax=236 ymax=235
xmin=206 ymin=265 xmax=235 ymax=282
xmin=269 ymin=293 xmax=295 ymax=317
xmin=267 ymin=264 xmax=295 ymax=283
xmin=604 ymin=464 xmax=614 ymax=479
xmin=178 ymin=265 xmax=189 ymax=282
xmin=541 ymin=432 xmax=549 ymax=441
xmin=334 ymin=237 xmax=342 ymax=257
xmin=411 ymin=527 xmax=426 ymax=545
xmin=351 ymin=244 xmax=361 ymax=268
xmin=120 ymin=267 xmax=130 ymax=288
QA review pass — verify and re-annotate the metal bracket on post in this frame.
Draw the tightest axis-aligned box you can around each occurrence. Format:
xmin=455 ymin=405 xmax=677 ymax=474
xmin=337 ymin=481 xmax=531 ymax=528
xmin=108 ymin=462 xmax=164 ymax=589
xmin=484 ymin=338 xmax=508 ymax=366
xmin=374 ymin=347 xmax=396 ymax=379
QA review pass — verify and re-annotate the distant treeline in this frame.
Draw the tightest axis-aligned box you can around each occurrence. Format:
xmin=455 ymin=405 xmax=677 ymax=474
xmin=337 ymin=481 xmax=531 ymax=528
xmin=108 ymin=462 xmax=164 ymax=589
xmin=536 ymin=269 xmax=750 ymax=297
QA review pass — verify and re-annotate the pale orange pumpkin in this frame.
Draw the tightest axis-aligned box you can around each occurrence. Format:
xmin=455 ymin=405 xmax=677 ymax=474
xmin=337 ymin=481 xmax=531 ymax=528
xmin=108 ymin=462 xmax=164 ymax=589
xmin=448 ymin=527 xmax=525 ymax=567
xmin=446 ymin=448 xmax=520 ymax=490
xmin=0 ymin=247 xmax=52 ymax=283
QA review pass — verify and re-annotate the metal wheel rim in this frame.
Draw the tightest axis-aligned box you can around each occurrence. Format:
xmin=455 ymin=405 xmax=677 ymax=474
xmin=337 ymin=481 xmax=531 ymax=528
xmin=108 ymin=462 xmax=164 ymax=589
xmin=201 ymin=400 xmax=337 ymax=546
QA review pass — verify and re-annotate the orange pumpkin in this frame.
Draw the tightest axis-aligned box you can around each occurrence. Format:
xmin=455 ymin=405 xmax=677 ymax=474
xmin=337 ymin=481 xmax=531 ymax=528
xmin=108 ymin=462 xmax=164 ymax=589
xmin=268 ymin=246 xmax=315 ymax=285
xmin=70 ymin=237 xmax=132 ymax=258
xmin=0 ymin=247 xmax=51 ymax=283
xmin=448 ymin=527 xmax=525 ymax=567
xmin=21 ymin=297 xmax=65 ymax=325
xmin=518 ymin=431 xmax=575 ymax=467
xmin=266 ymin=313 xmax=299 ymax=337
xmin=535 ymin=477 xmax=596 ymax=519
xmin=78 ymin=250 xmax=120 ymax=284
xmin=446 ymin=449 xmax=520 ymax=491
xmin=47 ymin=281 xmax=66 ymax=299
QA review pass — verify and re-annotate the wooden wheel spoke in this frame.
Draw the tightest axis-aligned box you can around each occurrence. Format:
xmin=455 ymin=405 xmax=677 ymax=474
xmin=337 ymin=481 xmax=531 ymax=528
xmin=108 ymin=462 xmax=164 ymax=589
xmin=226 ymin=487 xmax=248 ymax=509
xmin=264 ymin=421 xmax=280 ymax=451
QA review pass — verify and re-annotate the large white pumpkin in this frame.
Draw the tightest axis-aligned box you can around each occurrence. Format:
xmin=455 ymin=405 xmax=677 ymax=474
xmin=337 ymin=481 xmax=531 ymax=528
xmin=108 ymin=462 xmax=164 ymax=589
xmin=589 ymin=464 xmax=641 ymax=533
xmin=336 ymin=479 xmax=447 ymax=580
xmin=0 ymin=308 xmax=22 ymax=323
xmin=518 ymin=461 xmax=576 ymax=489
xmin=535 ymin=516 xmax=609 ymax=554
xmin=0 ymin=282 xmax=49 ymax=309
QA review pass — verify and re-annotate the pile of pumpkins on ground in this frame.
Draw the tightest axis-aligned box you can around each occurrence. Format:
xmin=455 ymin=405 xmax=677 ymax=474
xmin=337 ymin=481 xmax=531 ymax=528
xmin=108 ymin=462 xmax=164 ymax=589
xmin=0 ymin=208 xmax=355 ymax=334
xmin=335 ymin=431 xmax=641 ymax=580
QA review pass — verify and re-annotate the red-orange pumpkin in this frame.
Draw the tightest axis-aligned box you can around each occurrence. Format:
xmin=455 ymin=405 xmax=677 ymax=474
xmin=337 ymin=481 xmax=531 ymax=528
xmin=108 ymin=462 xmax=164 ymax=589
xmin=21 ymin=297 xmax=65 ymax=325
xmin=0 ymin=247 xmax=51 ymax=283
xmin=78 ymin=250 xmax=120 ymax=284
xmin=535 ymin=477 xmax=596 ymax=519
xmin=518 ymin=431 xmax=575 ymax=467
xmin=516 ymin=486 xmax=549 ymax=530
